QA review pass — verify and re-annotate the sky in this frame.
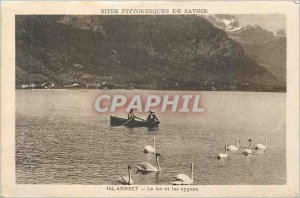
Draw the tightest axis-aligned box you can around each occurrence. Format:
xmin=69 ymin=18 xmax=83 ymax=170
xmin=235 ymin=14 xmax=286 ymax=33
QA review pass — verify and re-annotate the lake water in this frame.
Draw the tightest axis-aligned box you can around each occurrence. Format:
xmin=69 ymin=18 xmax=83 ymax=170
xmin=16 ymin=89 xmax=286 ymax=185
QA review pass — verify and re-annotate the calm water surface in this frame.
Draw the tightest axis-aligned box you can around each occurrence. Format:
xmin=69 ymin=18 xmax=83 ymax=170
xmin=16 ymin=90 xmax=286 ymax=184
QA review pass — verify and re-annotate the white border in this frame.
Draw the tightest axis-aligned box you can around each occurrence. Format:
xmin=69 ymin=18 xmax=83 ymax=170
xmin=1 ymin=1 xmax=299 ymax=197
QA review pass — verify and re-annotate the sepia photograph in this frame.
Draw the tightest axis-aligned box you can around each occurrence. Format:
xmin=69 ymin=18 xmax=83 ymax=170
xmin=15 ymin=14 xmax=287 ymax=186
xmin=0 ymin=1 xmax=299 ymax=197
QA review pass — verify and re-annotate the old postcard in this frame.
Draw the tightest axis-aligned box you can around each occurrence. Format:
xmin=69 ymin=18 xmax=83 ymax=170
xmin=1 ymin=1 xmax=299 ymax=197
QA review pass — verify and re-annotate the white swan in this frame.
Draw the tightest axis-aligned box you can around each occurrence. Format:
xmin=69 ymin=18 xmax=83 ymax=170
xmin=242 ymin=139 xmax=253 ymax=155
xmin=227 ymin=139 xmax=240 ymax=151
xmin=136 ymin=153 xmax=161 ymax=172
xmin=118 ymin=165 xmax=134 ymax=185
xmin=144 ymin=137 xmax=156 ymax=153
xmin=171 ymin=163 xmax=193 ymax=185
xmin=255 ymin=137 xmax=267 ymax=150
xmin=218 ymin=144 xmax=228 ymax=159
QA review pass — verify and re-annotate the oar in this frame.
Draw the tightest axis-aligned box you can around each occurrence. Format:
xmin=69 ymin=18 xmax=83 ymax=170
xmin=134 ymin=116 xmax=147 ymax=122
xmin=121 ymin=117 xmax=134 ymax=126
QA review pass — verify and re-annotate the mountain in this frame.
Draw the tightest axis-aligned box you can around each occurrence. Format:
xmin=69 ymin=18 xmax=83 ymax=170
xmin=203 ymin=15 xmax=242 ymax=32
xmin=16 ymin=15 xmax=284 ymax=91
xmin=229 ymin=26 xmax=286 ymax=84
xmin=204 ymin=15 xmax=286 ymax=86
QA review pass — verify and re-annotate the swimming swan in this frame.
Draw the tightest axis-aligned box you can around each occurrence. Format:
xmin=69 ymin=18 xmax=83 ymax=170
xmin=255 ymin=137 xmax=267 ymax=150
xmin=242 ymin=139 xmax=253 ymax=155
xmin=218 ymin=144 xmax=228 ymax=159
xmin=136 ymin=153 xmax=161 ymax=172
xmin=144 ymin=137 xmax=156 ymax=153
xmin=118 ymin=165 xmax=134 ymax=185
xmin=227 ymin=139 xmax=240 ymax=151
xmin=171 ymin=163 xmax=194 ymax=185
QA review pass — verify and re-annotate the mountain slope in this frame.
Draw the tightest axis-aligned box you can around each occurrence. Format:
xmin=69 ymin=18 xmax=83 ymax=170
xmin=229 ymin=26 xmax=286 ymax=84
xmin=16 ymin=15 xmax=283 ymax=91
xmin=204 ymin=14 xmax=286 ymax=86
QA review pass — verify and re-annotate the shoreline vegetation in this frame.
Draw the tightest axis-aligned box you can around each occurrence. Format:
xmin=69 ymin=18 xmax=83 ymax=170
xmin=16 ymin=82 xmax=286 ymax=92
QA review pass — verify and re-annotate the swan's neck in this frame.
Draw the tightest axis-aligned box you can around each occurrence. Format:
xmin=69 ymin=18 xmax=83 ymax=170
xmin=236 ymin=139 xmax=239 ymax=148
xmin=190 ymin=163 xmax=193 ymax=181
xmin=249 ymin=141 xmax=252 ymax=148
xmin=225 ymin=145 xmax=227 ymax=155
xmin=265 ymin=137 xmax=267 ymax=147
xmin=153 ymin=137 xmax=156 ymax=149
xmin=156 ymin=156 xmax=161 ymax=171
xmin=128 ymin=169 xmax=131 ymax=184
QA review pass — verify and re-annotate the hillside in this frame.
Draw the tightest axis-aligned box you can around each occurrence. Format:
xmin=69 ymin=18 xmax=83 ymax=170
xmin=229 ymin=26 xmax=286 ymax=84
xmin=16 ymin=15 xmax=284 ymax=91
xmin=204 ymin=15 xmax=286 ymax=86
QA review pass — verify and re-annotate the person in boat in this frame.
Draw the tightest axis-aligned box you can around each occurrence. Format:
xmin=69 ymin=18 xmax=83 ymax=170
xmin=147 ymin=110 xmax=159 ymax=123
xmin=128 ymin=108 xmax=136 ymax=120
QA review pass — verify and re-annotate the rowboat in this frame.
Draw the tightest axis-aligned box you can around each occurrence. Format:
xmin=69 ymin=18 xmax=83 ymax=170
xmin=110 ymin=116 xmax=160 ymax=128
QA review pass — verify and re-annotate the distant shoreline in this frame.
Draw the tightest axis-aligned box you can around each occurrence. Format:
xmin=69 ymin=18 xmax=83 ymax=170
xmin=15 ymin=87 xmax=286 ymax=93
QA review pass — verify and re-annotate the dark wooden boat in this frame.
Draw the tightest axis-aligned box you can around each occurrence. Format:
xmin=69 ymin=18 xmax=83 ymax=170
xmin=110 ymin=116 xmax=160 ymax=128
